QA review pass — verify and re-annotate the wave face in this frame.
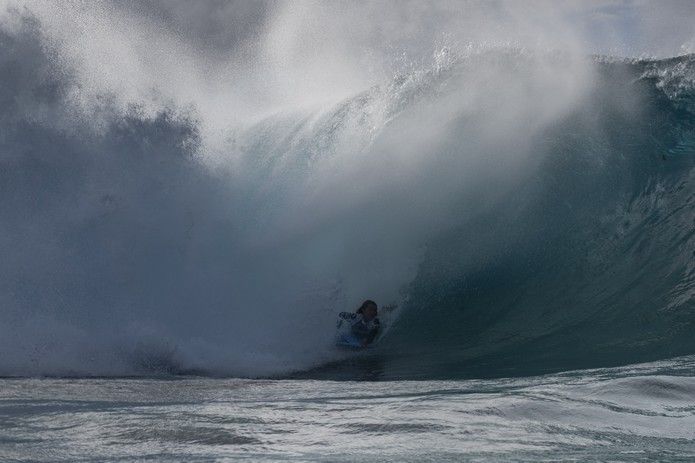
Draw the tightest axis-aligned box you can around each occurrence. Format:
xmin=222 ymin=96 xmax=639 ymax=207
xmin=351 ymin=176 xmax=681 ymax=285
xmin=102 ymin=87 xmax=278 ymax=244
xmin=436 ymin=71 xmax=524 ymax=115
xmin=362 ymin=56 xmax=695 ymax=379
xmin=1 ymin=8 xmax=694 ymax=379
xmin=297 ymin=54 xmax=695 ymax=380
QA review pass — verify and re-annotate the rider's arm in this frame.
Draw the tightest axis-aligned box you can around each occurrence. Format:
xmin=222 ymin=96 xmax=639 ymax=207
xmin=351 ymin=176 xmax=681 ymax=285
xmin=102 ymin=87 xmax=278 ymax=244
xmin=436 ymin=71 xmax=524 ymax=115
xmin=364 ymin=318 xmax=380 ymax=345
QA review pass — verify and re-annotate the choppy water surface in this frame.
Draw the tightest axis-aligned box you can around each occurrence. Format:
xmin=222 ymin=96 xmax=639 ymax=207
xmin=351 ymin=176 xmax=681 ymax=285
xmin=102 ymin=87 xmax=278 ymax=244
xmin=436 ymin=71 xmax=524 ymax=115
xmin=2 ymin=356 xmax=695 ymax=462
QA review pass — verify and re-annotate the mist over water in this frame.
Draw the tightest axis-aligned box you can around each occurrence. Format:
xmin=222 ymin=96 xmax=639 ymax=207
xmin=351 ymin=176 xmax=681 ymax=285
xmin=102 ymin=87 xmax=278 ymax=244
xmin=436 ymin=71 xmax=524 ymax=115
xmin=0 ymin=1 xmax=694 ymax=378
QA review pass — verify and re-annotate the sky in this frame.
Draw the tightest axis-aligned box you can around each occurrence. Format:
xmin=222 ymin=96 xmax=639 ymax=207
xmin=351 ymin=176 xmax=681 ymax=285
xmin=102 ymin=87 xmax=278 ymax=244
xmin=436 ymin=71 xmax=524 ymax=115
xmin=110 ymin=0 xmax=695 ymax=58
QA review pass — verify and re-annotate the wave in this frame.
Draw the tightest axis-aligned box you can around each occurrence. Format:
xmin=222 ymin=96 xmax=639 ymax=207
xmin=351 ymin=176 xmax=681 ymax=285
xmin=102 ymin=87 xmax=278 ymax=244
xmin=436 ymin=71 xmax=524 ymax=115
xmin=0 ymin=12 xmax=694 ymax=379
xmin=309 ymin=54 xmax=695 ymax=379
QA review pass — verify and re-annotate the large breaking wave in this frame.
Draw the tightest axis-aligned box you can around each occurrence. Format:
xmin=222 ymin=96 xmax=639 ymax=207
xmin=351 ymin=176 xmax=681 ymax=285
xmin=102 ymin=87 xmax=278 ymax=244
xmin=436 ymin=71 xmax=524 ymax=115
xmin=1 ymin=6 xmax=694 ymax=379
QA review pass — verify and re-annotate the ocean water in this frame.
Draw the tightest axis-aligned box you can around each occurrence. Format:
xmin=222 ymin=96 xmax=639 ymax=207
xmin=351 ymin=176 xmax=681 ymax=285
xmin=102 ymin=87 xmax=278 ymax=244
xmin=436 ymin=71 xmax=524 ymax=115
xmin=1 ymin=3 xmax=695 ymax=461
xmin=2 ymin=25 xmax=694 ymax=379
xmin=2 ymin=356 xmax=695 ymax=462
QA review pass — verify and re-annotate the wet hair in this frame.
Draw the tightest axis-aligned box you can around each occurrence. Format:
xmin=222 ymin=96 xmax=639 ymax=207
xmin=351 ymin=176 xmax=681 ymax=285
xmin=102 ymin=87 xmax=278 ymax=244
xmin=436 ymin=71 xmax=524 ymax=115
xmin=356 ymin=299 xmax=377 ymax=314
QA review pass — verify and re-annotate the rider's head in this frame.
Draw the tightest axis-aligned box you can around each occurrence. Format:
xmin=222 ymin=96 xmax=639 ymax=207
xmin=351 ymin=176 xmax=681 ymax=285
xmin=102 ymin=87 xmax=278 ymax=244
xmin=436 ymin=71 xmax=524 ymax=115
xmin=357 ymin=300 xmax=378 ymax=321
